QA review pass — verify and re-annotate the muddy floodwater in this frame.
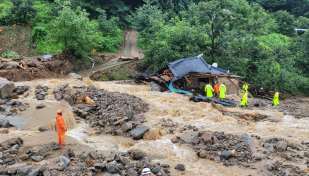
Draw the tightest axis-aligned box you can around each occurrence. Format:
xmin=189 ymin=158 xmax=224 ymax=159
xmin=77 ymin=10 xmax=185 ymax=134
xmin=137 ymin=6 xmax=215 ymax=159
xmin=2 ymin=78 xmax=309 ymax=176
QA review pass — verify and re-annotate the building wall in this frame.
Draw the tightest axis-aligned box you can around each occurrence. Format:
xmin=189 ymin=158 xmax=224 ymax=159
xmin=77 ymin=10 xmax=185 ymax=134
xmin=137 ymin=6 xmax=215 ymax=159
xmin=217 ymin=77 xmax=240 ymax=95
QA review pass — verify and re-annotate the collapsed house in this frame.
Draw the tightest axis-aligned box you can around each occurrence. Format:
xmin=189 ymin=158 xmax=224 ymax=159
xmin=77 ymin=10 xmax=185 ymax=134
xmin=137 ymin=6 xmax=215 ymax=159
xmin=132 ymin=54 xmax=244 ymax=97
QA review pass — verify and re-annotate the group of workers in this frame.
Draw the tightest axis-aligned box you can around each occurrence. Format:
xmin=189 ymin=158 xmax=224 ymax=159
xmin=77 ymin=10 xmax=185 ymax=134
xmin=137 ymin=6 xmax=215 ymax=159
xmin=205 ymin=82 xmax=280 ymax=107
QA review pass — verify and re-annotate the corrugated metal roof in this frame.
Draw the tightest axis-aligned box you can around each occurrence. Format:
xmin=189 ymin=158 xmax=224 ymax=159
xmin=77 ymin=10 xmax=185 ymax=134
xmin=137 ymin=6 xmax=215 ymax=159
xmin=168 ymin=54 xmax=230 ymax=82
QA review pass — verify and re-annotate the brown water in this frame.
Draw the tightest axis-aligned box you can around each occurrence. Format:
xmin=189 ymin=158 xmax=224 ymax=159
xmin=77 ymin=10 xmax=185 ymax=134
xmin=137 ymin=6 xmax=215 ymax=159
xmin=5 ymin=78 xmax=309 ymax=175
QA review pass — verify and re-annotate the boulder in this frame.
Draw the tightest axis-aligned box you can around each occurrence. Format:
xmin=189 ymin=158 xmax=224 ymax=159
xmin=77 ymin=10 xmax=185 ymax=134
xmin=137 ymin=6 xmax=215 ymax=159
xmin=126 ymin=168 xmax=138 ymax=176
xmin=174 ymin=164 xmax=185 ymax=171
xmin=89 ymin=151 xmax=99 ymax=160
xmin=28 ymin=169 xmax=40 ymax=176
xmin=151 ymin=164 xmax=161 ymax=174
xmin=3 ymin=62 xmax=18 ymax=69
xmin=106 ymin=164 xmax=120 ymax=173
xmin=221 ymin=151 xmax=230 ymax=160
xmin=179 ymin=131 xmax=200 ymax=143
xmin=0 ymin=165 xmax=7 ymax=174
xmin=276 ymin=141 xmax=288 ymax=152
xmin=31 ymin=155 xmax=43 ymax=162
xmin=239 ymin=133 xmax=258 ymax=148
xmin=16 ymin=166 xmax=32 ymax=175
xmin=0 ymin=120 xmax=11 ymax=128
xmin=121 ymin=122 xmax=132 ymax=132
xmin=125 ymin=110 xmax=133 ymax=119
xmin=27 ymin=61 xmax=37 ymax=67
xmin=199 ymin=150 xmax=207 ymax=158
xmin=130 ymin=126 xmax=149 ymax=140
xmin=68 ymin=73 xmax=83 ymax=80
xmin=94 ymin=162 xmax=106 ymax=169
xmin=128 ymin=149 xmax=144 ymax=160
xmin=148 ymin=82 xmax=161 ymax=92
xmin=60 ymin=156 xmax=70 ymax=166
xmin=38 ymin=126 xmax=52 ymax=132
xmin=36 ymin=102 xmax=45 ymax=109
xmin=264 ymin=143 xmax=274 ymax=152
xmin=0 ymin=79 xmax=15 ymax=99
xmin=202 ymin=132 xmax=212 ymax=143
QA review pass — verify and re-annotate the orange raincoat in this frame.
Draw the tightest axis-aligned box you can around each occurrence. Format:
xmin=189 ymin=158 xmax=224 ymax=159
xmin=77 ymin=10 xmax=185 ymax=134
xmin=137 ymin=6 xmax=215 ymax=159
xmin=214 ymin=84 xmax=220 ymax=93
xmin=56 ymin=114 xmax=67 ymax=146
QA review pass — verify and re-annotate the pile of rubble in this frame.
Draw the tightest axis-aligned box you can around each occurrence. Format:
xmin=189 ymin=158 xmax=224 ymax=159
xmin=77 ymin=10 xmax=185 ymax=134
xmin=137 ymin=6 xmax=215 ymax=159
xmin=51 ymin=84 xmax=149 ymax=139
xmin=0 ymin=138 xmax=174 ymax=176
xmin=0 ymin=99 xmax=29 ymax=116
xmin=35 ymin=85 xmax=50 ymax=100
xmin=171 ymin=129 xmax=309 ymax=175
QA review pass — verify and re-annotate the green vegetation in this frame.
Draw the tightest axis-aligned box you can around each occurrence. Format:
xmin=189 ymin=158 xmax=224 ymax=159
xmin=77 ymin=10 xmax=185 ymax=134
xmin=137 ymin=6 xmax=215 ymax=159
xmin=1 ymin=50 xmax=20 ymax=58
xmin=1 ymin=0 xmax=309 ymax=94
xmin=99 ymin=68 xmax=136 ymax=81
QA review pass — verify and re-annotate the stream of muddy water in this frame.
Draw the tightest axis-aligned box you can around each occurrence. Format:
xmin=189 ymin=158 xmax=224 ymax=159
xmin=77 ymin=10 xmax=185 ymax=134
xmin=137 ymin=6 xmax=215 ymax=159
xmin=3 ymin=78 xmax=309 ymax=176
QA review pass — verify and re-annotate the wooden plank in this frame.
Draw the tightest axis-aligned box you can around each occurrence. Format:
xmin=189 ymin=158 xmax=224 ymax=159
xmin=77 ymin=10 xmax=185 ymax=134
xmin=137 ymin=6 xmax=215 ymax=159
xmin=228 ymin=78 xmax=242 ymax=91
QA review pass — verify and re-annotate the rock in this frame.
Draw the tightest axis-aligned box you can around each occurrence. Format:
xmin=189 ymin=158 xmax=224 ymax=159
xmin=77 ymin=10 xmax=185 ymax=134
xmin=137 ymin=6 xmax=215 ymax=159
xmin=287 ymin=147 xmax=298 ymax=153
xmin=54 ymin=93 xmax=62 ymax=100
xmin=148 ymin=82 xmax=161 ymax=91
xmin=27 ymin=61 xmax=37 ymax=67
xmin=77 ymin=162 xmax=87 ymax=169
xmin=202 ymin=132 xmax=212 ymax=143
xmin=0 ymin=120 xmax=11 ymax=128
xmin=89 ymin=151 xmax=99 ymax=160
xmin=152 ymin=164 xmax=161 ymax=174
xmin=175 ymin=164 xmax=185 ymax=171
xmin=264 ymin=143 xmax=274 ymax=152
xmin=199 ymin=150 xmax=207 ymax=158
xmin=214 ymin=156 xmax=220 ymax=163
xmin=68 ymin=73 xmax=83 ymax=80
xmin=31 ymin=155 xmax=43 ymax=162
xmin=94 ymin=162 xmax=106 ymax=169
xmin=268 ymin=117 xmax=282 ymax=123
xmin=239 ymin=133 xmax=258 ymax=148
xmin=106 ymin=164 xmax=120 ymax=173
xmin=131 ymin=126 xmax=149 ymax=140
xmin=121 ymin=122 xmax=132 ymax=132
xmin=125 ymin=110 xmax=134 ymax=119
xmin=0 ymin=80 xmax=15 ymax=99
xmin=179 ymin=131 xmax=200 ymax=143
xmin=29 ymin=169 xmax=40 ymax=176
xmin=224 ymin=160 xmax=236 ymax=167
xmin=38 ymin=126 xmax=52 ymax=132
xmin=60 ymin=156 xmax=70 ymax=166
xmin=19 ymin=154 xmax=29 ymax=160
xmin=126 ymin=168 xmax=138 ymax=176
xmin=36 ymin=102 xmax=45 ymax=109
xmin=3 ymin=62 xmax=18 ymax=69
xmin=221 ymin=151 xmax=230 ymax=160
xmin=128 ymin=149 xmax=144 ymax=160
xmin=43 ymin=170 xmax=50 ymax=176
xmin=16 ymin=166 xmax=32 ymax=175
xmin=2 ymin=129 xmax=9 ymax=134
xmin=67 ymin=149 xmax=75 ymax=158
xmin=276 ymin=141 xmax=288 ymax=152
xmin=0 ymin=165 xmax=7 ymax=174
xmin=115 ymin=129 xmax=123 ymax=136
xmin=85 ymin=157 xmax=95 ymax=167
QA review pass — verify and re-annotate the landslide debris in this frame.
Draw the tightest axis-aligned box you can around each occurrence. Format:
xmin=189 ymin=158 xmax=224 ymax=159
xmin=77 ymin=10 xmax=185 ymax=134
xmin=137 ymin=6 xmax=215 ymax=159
xmin=51 ymin=84 xmax=149 ymax=139
xmin=0 ymin=138 xmax=173 ymax=176
xmin=172 ymin=130 xmax=309 ymax=176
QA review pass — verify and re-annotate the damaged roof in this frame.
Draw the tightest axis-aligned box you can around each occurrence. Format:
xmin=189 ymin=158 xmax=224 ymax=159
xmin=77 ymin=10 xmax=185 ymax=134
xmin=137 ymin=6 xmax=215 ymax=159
xmin=168 ymin=54 xmax=230 ymax=82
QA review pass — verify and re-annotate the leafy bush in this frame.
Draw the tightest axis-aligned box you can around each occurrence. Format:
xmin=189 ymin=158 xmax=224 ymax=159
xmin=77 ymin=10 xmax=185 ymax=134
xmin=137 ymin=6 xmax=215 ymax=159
xmin=1 ymin=50 xmax=20 ymax=58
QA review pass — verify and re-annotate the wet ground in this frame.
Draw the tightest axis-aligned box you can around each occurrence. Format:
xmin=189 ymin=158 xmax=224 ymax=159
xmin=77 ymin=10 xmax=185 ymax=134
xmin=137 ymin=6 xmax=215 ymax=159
xmin=2 ymin=78 xmax=309 ymax=175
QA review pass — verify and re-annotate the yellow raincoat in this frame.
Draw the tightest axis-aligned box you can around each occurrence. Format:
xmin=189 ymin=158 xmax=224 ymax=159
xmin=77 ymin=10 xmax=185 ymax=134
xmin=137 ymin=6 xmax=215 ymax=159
xmin=273 ymin=92 xmax=279 ymax=105
xmin=241 ymin=91 xmax=248 ymax=106
xmin=205 ymin=85 xmax=214 ymax=97
xmin=242 ymin=84 xmax=248 ymax=92
xmin=219 ymin=84 xmax=226 ymax=99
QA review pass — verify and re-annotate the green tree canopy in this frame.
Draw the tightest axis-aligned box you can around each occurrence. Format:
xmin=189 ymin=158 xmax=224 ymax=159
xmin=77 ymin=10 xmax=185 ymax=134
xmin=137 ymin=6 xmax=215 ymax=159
xmin=10 ymin=0 xmax=37 ymax=24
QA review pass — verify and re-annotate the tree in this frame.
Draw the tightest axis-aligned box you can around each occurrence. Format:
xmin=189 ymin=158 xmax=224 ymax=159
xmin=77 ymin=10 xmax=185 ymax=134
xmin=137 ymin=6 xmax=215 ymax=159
xmin=196 ymin=0 xmax=233 ymax=59
xmin=129 ymin=0 xmax=167 ymax=33
xmin=273 ymin=10 xmax=297 ymax=37
xmin=142 ymin=17 xmax=210 ymax=70
xmin=47 ymin=0 xmax=99 ymax=58
xmin=10 ymin=0 xmax=37 ymax=24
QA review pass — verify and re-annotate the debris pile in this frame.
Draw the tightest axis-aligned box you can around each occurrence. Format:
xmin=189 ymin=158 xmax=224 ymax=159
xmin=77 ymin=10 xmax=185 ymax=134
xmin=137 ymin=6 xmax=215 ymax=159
xmin=0 ymin=138 xmax=173 ymax=176
xmin=0 ymin=99 xmax=29 ymax=116
xmin=35 ymin=85 xmax=50 ymax=100
xmin=52 ymin=84 xmax=150 ymax=139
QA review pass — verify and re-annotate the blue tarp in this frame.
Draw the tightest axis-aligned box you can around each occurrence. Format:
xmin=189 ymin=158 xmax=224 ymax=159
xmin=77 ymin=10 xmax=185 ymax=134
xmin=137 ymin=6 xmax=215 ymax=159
xmin=168 ymin=54 xmax=229 ymax=82
xmin=42 ymin=55 xmax=52 ymax=59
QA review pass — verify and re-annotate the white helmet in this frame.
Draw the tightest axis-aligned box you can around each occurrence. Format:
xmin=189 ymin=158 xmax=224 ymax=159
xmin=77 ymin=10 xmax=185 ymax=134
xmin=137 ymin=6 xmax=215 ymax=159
xmin=142 ymin=168 xmax=151 ymax=175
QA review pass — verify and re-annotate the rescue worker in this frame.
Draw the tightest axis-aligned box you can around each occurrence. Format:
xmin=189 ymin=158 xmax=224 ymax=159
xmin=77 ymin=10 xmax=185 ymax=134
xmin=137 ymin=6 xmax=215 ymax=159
xmin=241 ymin=90 xmax=248 ymax=108
xmin=219 ymin=83 xmax=226 ymax=100
xmin=56 ymin=109 xmax=67 ymax=146
xmin=273 ymin=90 xmax=279 ymax=105
xmin=242 ymin=84 xmax=248 ymax=93
xmin=214 ymin=82 xmax=220 ymax=98
xmin=205 ymin=83 xmax=214 ymax=98
xmin=141 ymin=168 xmax=152 ymax=176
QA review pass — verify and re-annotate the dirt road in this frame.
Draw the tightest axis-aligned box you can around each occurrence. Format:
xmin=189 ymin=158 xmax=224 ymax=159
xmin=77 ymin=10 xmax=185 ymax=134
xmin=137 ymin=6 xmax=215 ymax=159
xmin=78 ymin=30 xmax=144 ymax=77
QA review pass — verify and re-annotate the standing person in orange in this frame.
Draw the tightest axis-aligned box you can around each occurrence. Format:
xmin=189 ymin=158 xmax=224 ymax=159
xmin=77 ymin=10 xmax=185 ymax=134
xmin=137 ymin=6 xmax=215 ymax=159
xmin=56 ymin=109 xmax=67 ymax=146
xmin=214 ymin=82 xmax=220 ymax=98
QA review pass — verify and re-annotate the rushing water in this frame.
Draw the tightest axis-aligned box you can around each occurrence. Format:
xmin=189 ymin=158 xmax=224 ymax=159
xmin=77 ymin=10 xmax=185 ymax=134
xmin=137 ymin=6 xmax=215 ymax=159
xmin=3 ymin=78 xmax=309 ymax=175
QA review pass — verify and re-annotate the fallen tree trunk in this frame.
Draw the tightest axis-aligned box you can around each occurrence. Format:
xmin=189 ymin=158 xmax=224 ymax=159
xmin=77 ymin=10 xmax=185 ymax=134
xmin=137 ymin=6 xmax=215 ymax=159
xmin=118 ymin=56 xmax=138 ymax=61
